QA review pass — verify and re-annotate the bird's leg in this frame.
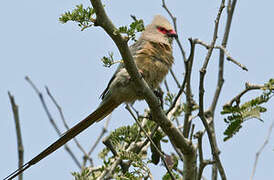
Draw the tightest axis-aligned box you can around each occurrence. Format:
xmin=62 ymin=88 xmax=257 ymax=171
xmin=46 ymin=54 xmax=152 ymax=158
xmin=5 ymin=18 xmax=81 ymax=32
xmin=153 ymin=88 xmax=164 ymax=108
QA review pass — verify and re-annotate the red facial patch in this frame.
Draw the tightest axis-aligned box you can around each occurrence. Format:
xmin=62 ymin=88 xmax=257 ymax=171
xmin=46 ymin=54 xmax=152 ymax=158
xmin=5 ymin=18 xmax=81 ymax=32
xmin=157 ymin=27 xmax=177 ymax=36
xmin=157 ymin=27 xmax=168 ymax=34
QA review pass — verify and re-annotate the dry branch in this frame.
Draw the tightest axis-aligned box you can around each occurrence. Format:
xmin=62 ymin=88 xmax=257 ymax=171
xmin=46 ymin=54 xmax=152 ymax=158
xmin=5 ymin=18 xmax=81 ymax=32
xmin=8 ymin=92 xmax=24 ymax=180
xmin=25 ymin=76 xmax=81 ymax=169
xmin=250 ymin=119 xmax=274 ymax=180
xmin=45 ymin=86 xmax=93 ymax=166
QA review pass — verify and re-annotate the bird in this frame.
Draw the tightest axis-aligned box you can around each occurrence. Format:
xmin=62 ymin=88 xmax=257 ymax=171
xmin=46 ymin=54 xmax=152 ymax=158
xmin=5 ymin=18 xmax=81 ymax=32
xmin=4 ymin=14 xmax=177 ymax=180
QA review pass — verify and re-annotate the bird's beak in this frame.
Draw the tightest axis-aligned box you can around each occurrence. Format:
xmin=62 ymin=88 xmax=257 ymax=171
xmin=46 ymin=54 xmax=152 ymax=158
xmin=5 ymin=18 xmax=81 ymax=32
xmin=167 ymin=29 xmax=178 ymax=38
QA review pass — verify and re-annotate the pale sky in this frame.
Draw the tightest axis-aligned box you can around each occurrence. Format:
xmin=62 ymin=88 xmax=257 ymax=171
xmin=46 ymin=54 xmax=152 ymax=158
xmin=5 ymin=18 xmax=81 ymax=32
xmin=1 ymin=0 xmax=274 ymax=179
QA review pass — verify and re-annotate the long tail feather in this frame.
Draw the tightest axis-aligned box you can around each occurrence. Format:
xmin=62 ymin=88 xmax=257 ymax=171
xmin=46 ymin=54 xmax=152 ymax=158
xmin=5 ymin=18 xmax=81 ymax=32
xmin=4 ymin=99 xmax=119 ymax=180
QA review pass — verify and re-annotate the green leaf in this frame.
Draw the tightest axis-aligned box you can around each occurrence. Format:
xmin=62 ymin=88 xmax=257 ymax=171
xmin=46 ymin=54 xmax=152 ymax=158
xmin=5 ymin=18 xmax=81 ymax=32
xmin=115 ymin=16 xmax=144 ymax=41
xmin=223 ymin=118 xmax=242 ymax=141
xmin=222 ymin=78 xmax=274 ymax=141
xmin=59 ymin=4 xmax=95 ymax=31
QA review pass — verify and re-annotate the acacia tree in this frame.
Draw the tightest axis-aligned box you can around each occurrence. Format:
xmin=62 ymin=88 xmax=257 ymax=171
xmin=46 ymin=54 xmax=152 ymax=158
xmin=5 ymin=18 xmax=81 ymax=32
xmin=6 ymin=0 xmax=274 ymax=180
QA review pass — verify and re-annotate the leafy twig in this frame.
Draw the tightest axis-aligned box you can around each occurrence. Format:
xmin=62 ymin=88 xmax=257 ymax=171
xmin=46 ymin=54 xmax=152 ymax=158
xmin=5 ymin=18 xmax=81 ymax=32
xmin=126 ymin=105 xmax=176 ymax=180
xmin=224 ymin=83 xmax=263 ymax=107
xmin=222 ymin=80 xmax=273 ymax=141
xmin=59 ymin=4 xmax=96 ymax=31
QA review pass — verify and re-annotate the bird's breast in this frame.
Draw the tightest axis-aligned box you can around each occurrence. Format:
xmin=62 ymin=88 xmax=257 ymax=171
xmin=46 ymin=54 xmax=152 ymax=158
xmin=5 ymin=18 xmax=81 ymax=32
xmin=134 ymin=41 xmax=174 ymax=89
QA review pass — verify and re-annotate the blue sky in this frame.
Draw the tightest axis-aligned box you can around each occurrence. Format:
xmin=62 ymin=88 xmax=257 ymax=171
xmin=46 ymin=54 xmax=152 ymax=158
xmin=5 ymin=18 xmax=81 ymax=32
xmin=1 ymin=0 xmax=273 ymax=179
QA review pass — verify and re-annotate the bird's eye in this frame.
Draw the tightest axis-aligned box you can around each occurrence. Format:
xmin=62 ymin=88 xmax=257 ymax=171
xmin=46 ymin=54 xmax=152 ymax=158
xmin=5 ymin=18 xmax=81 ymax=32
xmin=157 ymin=27 xmax=168 ymax=34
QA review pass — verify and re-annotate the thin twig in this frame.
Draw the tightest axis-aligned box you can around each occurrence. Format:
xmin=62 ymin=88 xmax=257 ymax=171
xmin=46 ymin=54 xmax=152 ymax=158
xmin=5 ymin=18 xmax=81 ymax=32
xmin=193 ymin=39 xmax=247 ymax=71
xmin=45 ymin=86 xmax=92 ymax=166
xmin=183 ymin=38 xmax=196 ymax=138
xmin=8 ymin=92 xmax=24 ymax=180
xmin=83 ymin=115 xmax=111 ymax=167
xmin=162 ymin=0 xmax=187 ymax=62
xmin=170 ymin=68 xmax=181 ymax=88
xmin=210 ymin=0 xmax=238 ymax=114
xmin=250 ymin=119 xmax=274 ymax=180
xmin=198 ymin=1 xmax=227 ymax=179
xmin=198 ymin=70 xmax=226 ymax=180
xmin=189 ymin=124 xmax=195 ymax=142
xmin=224 ymin=83 xmax=263 ymax=107
xmin=165 ymin=78 xmax=186 ymax=116
xmin=164 ymin=79 xmax=170 ymax=93
xmin=201 ymin=0 xmax=225 ymax=70
xmin=165 ymin=38 xmax=197 ymax=117
xmin=102 ymin=136 xmax=118 ymax=157
xmin=25 ymin=76 xmax=81 ymax=169
xmin=215 ymin=45 xmax=247 ymax=71
xmin=194 ymin=131 xmax=215 ymax=180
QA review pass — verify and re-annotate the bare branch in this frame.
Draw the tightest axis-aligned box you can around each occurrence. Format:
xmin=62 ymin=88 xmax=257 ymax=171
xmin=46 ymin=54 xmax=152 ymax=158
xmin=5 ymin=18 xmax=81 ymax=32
xmin=201 ymin=0 xmax=225 ymax=70
xmin=194 ymin=131 xmax=215 ymax=180
xmin=161 ymin=0 xmax=187 ymax=62
xmin=198 ymin=70 xmax=226 ymax=180
xmin=45 ymin=86 xmax=92 ymax=166
xmin=25 ymin=76 xmax=81 ymax=169
xmin=210 ymin=0 xmax=238 ymax=113
xmin=250 ymin=119 xmax=274 ymax=180
xmin=198 ymin=1 xmax=227 ymax=179
xmin=165 ymin=38 xmax=197 ymax=118
xmin=164 ymin=79 xmax=170 ymax=93
xmin=170 ymin=68 xmax=181 ymax=88
xmin=8 ymin=92 xmax=24 ymax=180
xmin=215 ymin=45 xmax=247 ymax=71
xmin=165 ymin=78 xmax=186 ymax=116
xmin=194 ymin=39 xmax=248 ymax=71
xmin=183 ymin=38 xmax=196 ymax=138
xmin=224 ymin=82 xmax=263 ymax=107
xmin=189 ymin=124 xmax=195 ymax=142
xmin=165 ymin=95 xmax=185 ymax=162
xmin=83 ymin=115 xmax=111 ymax=167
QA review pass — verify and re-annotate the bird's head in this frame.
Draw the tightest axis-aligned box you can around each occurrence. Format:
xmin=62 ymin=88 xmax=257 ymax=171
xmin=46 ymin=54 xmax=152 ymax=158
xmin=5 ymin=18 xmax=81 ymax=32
xmin=140 ymin=15 xmax=177 ymax=45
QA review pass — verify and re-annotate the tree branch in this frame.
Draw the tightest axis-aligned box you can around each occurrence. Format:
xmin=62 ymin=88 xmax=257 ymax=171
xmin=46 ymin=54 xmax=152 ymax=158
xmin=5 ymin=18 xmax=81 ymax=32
xmin=83 ymin=115 xmax=111 ymax=167
xmin=45 ymin=86 xmax=92 ymax=166
xmin=194 ymin=131 xmax=215 ymax=180
xmin=224 ymin=82 xmax=263 ymax=107
xmin=198 ymin=1 xmax=227 ymax=179
xmin=210 ymin=0 xmax=238 ymax=113
xmin=162 ymin=0 xmax=187 ymax=62
xmin=8 ymin=92 xmax=24 ymax=180
xmin=199 ymin=70 xmax=226 ymax=179
xmin=250 ymin=119 xmax=274 ymax=180
xmin=183 ymin=39 xmax=196 ymax=138
xmin=25 ymin=76 xmax=81 ymax=169
xmin=193 ymin=39 xmax=247 ymax=71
